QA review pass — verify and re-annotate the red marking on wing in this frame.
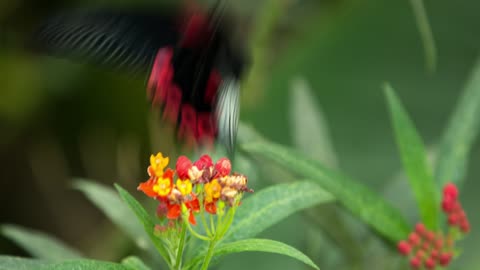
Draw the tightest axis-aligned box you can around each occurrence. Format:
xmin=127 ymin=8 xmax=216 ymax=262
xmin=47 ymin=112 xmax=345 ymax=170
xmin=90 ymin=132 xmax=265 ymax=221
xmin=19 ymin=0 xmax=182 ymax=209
xmin=197 ymin=112 xmax=217 ymax=144
xmin=148 ymin=48 xmax=174 ymax=105
xmin=178 ymin=104 xmax=197 ymax=140
xmin=204 ymin=70 xmax=221 ymax=104
xmin=178 ymin=3 xmax=211 ymax=48
xmin=162 ymin=85 xmax=182 ymax=124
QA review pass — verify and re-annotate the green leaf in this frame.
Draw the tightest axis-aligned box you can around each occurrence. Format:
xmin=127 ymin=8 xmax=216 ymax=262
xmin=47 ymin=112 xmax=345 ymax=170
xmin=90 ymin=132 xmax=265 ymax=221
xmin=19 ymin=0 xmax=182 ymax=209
xmin=237 ymin=122 xmax=266 ymax=145
xmin=0 ymin=255 xmax=48 ymax=270
xmin=114 ymin=184 xmax=171 ymax=267
xmin=434 ymin=57 xmax=480 ymax=187
xmin=121 ymin=256 xmax=151 ymax=270
xmin=73 ymin=180 xmax=150 ymax=249
xmin=289 ymin=77 xmax=338 ymax=168
xmin=227 ymin=181 xmax=334 ymax=242
xmin=187 ymin=239 xmax=319 ymax=270
xmin=241 ymin=141 xmax=410 ymax=242
xmin=384 ymin=84 xmax=439 ymax=229
xmin=0 ymin=256 xmax=130 ymax=270
xmin=38 ymin=259 xmax=129 ymax=270
xmin=408 ymin=0 xmax=437 ymax=72
xmin=0 ymin=225 xmax=82 ymax=262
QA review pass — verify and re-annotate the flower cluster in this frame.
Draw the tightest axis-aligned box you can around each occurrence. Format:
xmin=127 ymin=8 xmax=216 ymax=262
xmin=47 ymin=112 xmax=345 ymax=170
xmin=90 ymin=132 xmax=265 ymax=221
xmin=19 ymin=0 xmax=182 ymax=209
xmin=397 ymin=182 xmax=470 ymax=269
xmin=137 ymin=153 xmax=252 ymax=226
xmin=442 ymin=183 xmax=469 ymax=233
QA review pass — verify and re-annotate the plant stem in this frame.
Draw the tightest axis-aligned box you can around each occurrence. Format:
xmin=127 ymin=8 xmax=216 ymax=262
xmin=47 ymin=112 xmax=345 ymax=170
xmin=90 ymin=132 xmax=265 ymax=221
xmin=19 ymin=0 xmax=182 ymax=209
xmin=209 ymin=214 xmax=216 ymax=233
xmin=174 ymin=222 xmax=187 ymax=270
xmin=185 ymin=219 xmax=211 ymax=241
xmin=200 ymin=237 xmax=218 ymax=270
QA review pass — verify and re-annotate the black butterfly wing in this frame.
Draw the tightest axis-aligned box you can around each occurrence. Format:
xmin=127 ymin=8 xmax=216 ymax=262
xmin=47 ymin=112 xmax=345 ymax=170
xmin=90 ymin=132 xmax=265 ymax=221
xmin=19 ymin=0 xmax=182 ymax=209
xmin=30 ymin=10 xmax=181 ymax=75
xmin=29 ymin=8 xmax=247 ymax=155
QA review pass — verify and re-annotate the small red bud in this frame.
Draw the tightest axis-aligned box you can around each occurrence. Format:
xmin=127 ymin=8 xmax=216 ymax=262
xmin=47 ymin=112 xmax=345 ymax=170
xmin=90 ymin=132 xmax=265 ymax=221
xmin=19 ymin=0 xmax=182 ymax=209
xmin=397 ymin=241 xmax=412 ymax=255
xmin=460 ymin=220 xmax=470 ymax=233
xmin=410 ymin=257 xmax=422 ymax=269
xmin=448 ymin=213 xmax=459 ymax=226
xmin=415 ymin=223 xmax=426 ymax=235
xmin=409 ymin=232 xmax=421 ymax=246
xmin=422 ymin=241 xmax=430 ymax=251
xmin=452 ymin=201 xmax=462 ymax=212
xmin=426 ymin=231 xmax=435 ymax=242
xmin=442 ymin=197 xmax=456 ymax=213
xmin=430 ymin=249 xmax=439 ymax=259
xmin=424 ymin=257 xmax=436 ymax=269
xmin=457 ymin=209 xmax=466 ymax=220
xmin=439 ymin=252 xmax=453 ymax=266
xmin=443 ymin=182 xmax=458 ymax=200
xmin=415 ymin=250 xmax=425 ymax=259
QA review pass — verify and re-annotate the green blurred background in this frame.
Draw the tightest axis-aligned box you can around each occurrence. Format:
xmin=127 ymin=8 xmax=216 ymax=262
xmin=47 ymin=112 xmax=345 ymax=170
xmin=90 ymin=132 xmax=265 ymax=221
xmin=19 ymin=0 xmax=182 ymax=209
xmin=1 ymin=0 xmax=479 ymax=269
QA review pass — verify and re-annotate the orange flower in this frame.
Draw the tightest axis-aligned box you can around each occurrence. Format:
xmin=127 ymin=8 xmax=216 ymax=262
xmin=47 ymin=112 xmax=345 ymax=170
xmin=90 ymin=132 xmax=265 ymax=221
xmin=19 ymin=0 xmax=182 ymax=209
xmin=137 ymin=177 xmax=157 ymax=198
xmin=205 ymin=201 xmax=217 ymax=214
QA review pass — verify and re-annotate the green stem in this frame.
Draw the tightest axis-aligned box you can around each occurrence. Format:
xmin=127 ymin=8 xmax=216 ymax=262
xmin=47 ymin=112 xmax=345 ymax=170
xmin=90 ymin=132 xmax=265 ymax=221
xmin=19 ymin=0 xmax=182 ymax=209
xmin=200 ymin=237 xmax=218 ymax=270
xmin=185 ymin=219 xmax=211 ymax=242
xmin=174 ymin=222 xmax=187 ymax=269
xmin=209 ymin=214 xmax=216 ymax=233
xmin=218 ymin=207 xmax=237 ymax=238
xmin=200 ymin=208 xmax=212 ymax=236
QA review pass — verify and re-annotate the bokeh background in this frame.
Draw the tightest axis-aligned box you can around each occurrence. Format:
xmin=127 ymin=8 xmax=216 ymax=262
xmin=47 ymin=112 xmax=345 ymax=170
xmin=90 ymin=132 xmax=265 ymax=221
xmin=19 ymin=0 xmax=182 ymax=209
xmin=1 ymin=0 xmax=479 ymax=269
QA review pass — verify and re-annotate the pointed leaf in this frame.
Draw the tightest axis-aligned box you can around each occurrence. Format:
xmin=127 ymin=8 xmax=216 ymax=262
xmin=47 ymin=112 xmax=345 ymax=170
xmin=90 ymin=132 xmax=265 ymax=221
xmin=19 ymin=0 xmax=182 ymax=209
xmin=409 ymin=0 xmax=437 ymax=72
xmin=0 ymin=255 xmax=48 ymax=270
xmin=114 ymin=184 xmax=171 ymax=266
xmin=187 ymin=239 xmax=319 ymax=270
xmin=290 ymin=77 xmax=338 ymax=168
xmin=73 ymin=180 xmax=150 ymax=249
xmin=38 ymin=259 xmax=129 ymax=270
xmin=384 ymin=84 xmax=439 ymax=229
xmin=241 ymin=142 xmax=410 ymax=242
xmin=121 ymin=256 xmax=151 ymax=270
xmin=435 ymin=57 xmax=480 ymax=187
xmin=0 ymin=256 xmax=130 ymax=270
xmin=1 ymin=225 xmax=82 ymax=262
xmin=227 ymin=181 xmax=334 ymax=242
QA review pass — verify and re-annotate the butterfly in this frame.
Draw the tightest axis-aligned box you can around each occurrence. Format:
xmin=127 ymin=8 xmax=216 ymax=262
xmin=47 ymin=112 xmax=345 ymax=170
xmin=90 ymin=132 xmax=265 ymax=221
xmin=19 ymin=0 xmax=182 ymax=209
xmin=29 ymin=1 xmax=247 ymax=155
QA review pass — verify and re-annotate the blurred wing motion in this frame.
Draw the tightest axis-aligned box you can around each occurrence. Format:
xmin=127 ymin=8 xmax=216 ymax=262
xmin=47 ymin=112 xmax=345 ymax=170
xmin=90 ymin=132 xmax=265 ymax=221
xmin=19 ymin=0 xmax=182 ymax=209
xmin=215 ymin=77 xmax=240 ymax=155
xmin=30 ymin=4 xmax=247 ymax=154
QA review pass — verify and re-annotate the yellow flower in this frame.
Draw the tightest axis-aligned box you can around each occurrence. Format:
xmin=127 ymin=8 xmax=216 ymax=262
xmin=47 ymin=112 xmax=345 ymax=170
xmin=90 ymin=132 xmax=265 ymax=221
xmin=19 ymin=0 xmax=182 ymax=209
xmin=204 ymin=179 xmax=221 ymax=203
xmin=150 ymin=152 xmax=169 ymax=176
xmin=153 ymin=177 xmax=172 ymax=197
xmin=176 ymin=179 xmax=193 ymax=196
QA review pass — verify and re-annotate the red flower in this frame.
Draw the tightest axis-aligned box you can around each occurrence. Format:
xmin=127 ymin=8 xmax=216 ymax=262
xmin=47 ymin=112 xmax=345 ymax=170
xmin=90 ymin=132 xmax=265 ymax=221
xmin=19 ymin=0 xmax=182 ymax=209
xmin=194 ymin=154 xmax=213 ymax=169
xmin=176 ymin=156 xmax=192 ymax=179
xmin=215 ymin=157 xmax=231 ymax=177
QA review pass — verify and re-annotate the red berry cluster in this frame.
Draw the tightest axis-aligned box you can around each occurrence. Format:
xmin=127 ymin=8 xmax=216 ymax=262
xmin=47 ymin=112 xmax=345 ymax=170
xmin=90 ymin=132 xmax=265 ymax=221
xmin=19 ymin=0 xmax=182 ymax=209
xmin=397 ymin=182 xmax=470 ymax=269
xmin=397 ymin=223 xmax=453 ymax=269
xmin=442 ymin=183 xmax=469 ymax=233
